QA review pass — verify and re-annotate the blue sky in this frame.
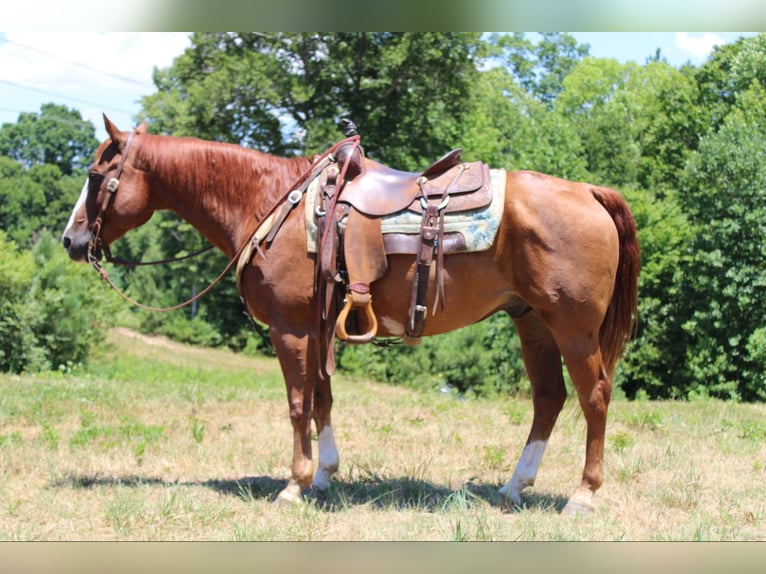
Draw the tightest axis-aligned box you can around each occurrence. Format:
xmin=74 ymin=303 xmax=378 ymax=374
xmin=568 ymin=32 xmax=757 ymax=66
xmin=0 ymin=32 xmax=758 ymax=142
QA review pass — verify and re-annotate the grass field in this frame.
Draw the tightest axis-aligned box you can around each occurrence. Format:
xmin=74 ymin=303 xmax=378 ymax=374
xmin=0 ymin=328 xmax=764 ymax=541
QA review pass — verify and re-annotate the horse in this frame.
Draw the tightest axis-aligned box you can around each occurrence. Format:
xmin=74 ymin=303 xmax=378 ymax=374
xmin=63 ymin=116 xmax=639 ymax=515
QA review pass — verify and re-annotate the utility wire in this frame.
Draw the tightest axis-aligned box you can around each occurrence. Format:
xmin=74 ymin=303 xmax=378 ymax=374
xmin=0 ymin=35 xmax=167 ymax=124
xmin=0 ymin=105 xmax=115 ymax=131
xmin=4 ymin=38 xmax=155 ymax=89
xmin=0 ymin=78 xmax=137 ymax=116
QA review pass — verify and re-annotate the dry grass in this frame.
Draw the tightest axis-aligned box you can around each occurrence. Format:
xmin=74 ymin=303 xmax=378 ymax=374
xmin=0 ymin=329 xmax=765 ymax=540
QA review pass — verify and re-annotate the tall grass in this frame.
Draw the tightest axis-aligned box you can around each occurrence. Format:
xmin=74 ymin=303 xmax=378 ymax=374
xmin=0 ymin=329 xmax=764 ymax=540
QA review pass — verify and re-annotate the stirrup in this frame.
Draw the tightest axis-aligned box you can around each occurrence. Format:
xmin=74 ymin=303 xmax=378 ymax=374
xmin=335 ymin=294 xmax=378 ymax=344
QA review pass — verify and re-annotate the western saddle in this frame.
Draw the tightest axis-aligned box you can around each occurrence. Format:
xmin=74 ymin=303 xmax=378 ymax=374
xmin=312 ymin=130 xmax=492 ymax=364
xmin=237 ymin=124 xmax=494 ymax=377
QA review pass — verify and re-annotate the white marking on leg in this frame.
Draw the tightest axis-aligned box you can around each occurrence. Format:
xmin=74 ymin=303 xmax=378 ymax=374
xmin=312 ymin=425 xmax=339 ymax=490
xmin=380 ymin=316 xmax=405 ymax=336
xmin=64 ymin=180 xmax=89 ymax=237
xmin=499 ymin=439 xmax=548 ymax=505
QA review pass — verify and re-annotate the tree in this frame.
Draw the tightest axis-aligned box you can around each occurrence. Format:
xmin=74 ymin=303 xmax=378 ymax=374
xmin=141 ymin=32 xmax=483 ymax=169
xmin=460 ymin=64 xmax=588 ymax=180
xmin=695 ymin=33 xmax=766 ymax=131
xmin=618 ymin=188 xmax=694 ymax=399
xmin=0 ymin=104 xmax=97 ymax=247
xmin=677 ymin=85 xmax=766 ymax=400
xmin=489 ymin=32 xmax=590 ymax=108
xmin=0 ymin=103 xmax=98 ymax=175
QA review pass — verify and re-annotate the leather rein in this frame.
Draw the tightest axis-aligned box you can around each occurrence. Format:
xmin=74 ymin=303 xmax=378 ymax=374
xmin=87 ymin=131 xmax=248 ymax=313
xmin=87 ymin=130 xmax=360 ymax=314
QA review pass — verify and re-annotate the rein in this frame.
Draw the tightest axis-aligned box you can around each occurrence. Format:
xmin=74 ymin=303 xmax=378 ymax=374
xmin=88 ymin=130 xmax=361 ymax=314
xmin=90 ymin=245 xmax=247 ymax=313
xmin=87 ymin=130 xmax=249 ymax=313
xmin=105 ymin=244 xmax=215 ymax=267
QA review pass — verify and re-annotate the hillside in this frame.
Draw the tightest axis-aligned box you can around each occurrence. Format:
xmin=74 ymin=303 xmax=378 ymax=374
xmin=0 ymin=328 xmax=764 ymax=540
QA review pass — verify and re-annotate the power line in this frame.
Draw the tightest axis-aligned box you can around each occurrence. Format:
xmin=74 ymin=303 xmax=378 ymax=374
xmin=0 ymin=105 xmax=118 ymax=132
xmin=4 ymin=38 xmax=155 ymax=89
xmin=0 ymin=78 xmax=137 ymax=116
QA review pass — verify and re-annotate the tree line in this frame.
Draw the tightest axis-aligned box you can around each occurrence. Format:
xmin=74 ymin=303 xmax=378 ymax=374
xmin=1 ymin=33 xmax=764 ymax=401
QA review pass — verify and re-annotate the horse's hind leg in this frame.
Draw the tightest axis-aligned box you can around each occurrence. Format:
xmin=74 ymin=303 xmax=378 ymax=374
xmin=499 ymin=311 xmax=567 ymax=508
xmin=556 ymin=332 xmax=612 ymax=515
xmin=312 ymin=374 xmax=339 ymax=491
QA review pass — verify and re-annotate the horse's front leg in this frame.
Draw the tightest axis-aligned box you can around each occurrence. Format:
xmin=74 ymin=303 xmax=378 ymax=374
xmin=271 ymin=324 xmax=316 ymax=504
xmin=312 ymin=372 xmax=339 ymax=491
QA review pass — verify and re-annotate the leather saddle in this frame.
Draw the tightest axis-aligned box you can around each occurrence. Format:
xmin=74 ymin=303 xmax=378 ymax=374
xmin=340 ymin=150 xmax=491 ymax=216
xmin=315 ymin=141 xmax=493 ymax=368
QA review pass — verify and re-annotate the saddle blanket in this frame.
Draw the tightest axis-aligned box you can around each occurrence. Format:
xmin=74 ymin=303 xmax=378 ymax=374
xmin=304 ymin=168 xmax=506 ymax=254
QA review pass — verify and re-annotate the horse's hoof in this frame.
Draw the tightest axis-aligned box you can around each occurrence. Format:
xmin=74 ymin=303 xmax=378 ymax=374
xmin=562 ymin=500 xmax=593 ymax=515
xmin=497 ymin=486 xmax=523 ymax=511
xmin=311 ymin=469 xmax=333 ymax=491
xmin=274 ymin=486 xmax=303 ymax=505
xmin=562 ymin=490 xmax=595 ymax=516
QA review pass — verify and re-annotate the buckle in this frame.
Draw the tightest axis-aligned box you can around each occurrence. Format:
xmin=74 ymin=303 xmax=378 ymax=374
xmin=287 ymin=189 xmax=302 ymax=205
xmin=419 ymin=194 xmax=450 ymax=211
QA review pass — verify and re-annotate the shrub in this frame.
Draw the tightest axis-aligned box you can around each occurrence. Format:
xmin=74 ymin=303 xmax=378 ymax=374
xmin=0 ymin=231 xmax=120 ymax=373
xmin=338 ymin=313 xmax=528 ymax=397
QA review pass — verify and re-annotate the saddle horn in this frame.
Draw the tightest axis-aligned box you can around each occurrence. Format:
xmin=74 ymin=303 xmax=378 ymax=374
xmin=339 ymin=118 xmax=359 ymax=137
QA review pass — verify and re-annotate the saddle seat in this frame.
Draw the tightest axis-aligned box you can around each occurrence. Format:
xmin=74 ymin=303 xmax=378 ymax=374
xmin=340 ymin=149 xmax=490 ymax=217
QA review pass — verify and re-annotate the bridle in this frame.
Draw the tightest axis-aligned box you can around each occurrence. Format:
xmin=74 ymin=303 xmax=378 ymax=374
xmin=86 ymin=130 xmax=234 ymax=312
xmin=88 ymin=131 xmax=135 ymax=265
xmin=85 ymin=130 xmax=361 ymax=314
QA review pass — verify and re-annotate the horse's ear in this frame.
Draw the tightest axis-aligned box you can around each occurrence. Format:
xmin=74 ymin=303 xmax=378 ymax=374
xmin=103 ymin=114 xmax=121 ymax=144
xmin=135 ymin=120 xmax=148 ymax=134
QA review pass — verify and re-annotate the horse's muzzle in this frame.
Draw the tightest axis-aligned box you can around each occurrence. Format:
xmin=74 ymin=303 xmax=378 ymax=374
xmin=62 ymin=229 xmax=93 ymax=262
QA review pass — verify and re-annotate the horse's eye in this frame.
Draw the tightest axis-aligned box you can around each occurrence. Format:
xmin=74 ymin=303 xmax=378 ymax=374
xmin=88 ymin=172 xmax=104 ymax=190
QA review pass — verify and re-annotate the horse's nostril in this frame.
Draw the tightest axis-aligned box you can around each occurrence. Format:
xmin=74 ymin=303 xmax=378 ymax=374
xmin=62 ymin=236 xmax=72 ymax=250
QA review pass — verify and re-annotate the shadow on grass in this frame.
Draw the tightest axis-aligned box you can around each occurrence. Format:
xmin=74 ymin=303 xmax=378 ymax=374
xmin=49 ymin=472 xmax=569 ymax=513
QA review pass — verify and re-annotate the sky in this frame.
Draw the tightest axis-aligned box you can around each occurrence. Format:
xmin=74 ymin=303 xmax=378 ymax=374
xmin=0 ymin=32 xmax=758 ymax=143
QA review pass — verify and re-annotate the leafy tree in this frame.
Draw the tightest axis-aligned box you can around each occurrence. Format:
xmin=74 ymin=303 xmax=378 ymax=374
xmin=677 ymin=85 xmax=766 ymax=400
xmin=0 ymin=156 xmax=86 ymax=246
xmin=0 ymin=103 xmax=98 ymax=175
xmin=461 ymin=65 xmax=588 ymax=180
xmin=618 ymin=188 xmax=694 ymax=399
xmin=556 ymin=58 xmax=648 ymax=187
xmin=489 ymin=32 xmax=590 ymax=108
xmin=142 ymin=32 xmax=482 ymax=168
xmin=633 ymin=63 xmax=703 ymax=192
xmin=0 ymin=104 xmax=97 ymax=247
xmin=695 ymin=33 xmax=766 ymax=131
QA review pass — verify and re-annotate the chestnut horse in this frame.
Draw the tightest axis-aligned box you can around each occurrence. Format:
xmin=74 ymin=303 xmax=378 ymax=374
xmin=63 ymin=117 xmax=639 ymax=515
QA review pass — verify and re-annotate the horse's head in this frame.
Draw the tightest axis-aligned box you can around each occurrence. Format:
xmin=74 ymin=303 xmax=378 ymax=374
xmin=62 ymin=115 xmax=154 ymax=262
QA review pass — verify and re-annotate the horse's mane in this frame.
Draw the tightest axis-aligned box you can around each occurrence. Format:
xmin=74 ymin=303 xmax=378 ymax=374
xmin=137 ymin=134 xmax=313 ymax=224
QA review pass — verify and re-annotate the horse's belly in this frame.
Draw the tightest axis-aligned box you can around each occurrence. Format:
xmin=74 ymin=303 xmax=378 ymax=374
xmin=370 ymin=252 xmax=512 ymax=338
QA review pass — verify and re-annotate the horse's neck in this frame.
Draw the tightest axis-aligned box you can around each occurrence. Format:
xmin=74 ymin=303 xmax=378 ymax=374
xmin=142 ymin=137 xmax=308 ymax=257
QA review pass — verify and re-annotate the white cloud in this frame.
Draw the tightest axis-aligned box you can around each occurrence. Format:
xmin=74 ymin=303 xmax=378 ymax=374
xmin=675 ymin=32 xmax=726 ymax=60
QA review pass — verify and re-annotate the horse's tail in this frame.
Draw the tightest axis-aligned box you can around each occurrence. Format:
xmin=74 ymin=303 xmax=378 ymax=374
xmin=591 ymin=187 xmax=640 ymax=379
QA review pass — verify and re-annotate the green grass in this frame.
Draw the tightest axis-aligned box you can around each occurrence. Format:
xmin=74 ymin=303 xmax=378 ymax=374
xmin=0 ymin=329 xmax=765 ymax=540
